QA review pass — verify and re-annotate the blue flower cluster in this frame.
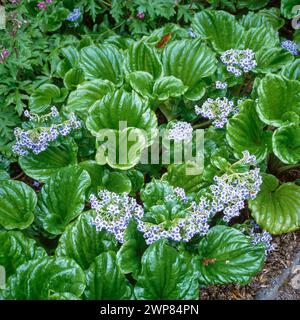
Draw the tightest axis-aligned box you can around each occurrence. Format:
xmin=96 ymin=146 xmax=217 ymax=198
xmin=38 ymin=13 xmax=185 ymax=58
xmin=168 ymin=121 xmax=193 ymax=142
xmin=215 ymin=81 xmax=228 ymax=90
xmin=220 ymin=49 xmax=257 ymax=76
xmin=137 ymin=187 xmax=210 ymax=245
xmin=198 ymin=151 xmax=262 ymax=222
xmin=249 ymin=221 xmax=275 ymax=255
xmin=90 ymin=190 xmax=144 ymax=243
xmin=66 ymin=8 xmax=81 ymax=26
xmin=281 ymin=40 xmax=298 ymax=56
xmin=195 ymin=97 xmax=237 ymax=128
xmin=12 ymin=109 xmax=81 ymax=156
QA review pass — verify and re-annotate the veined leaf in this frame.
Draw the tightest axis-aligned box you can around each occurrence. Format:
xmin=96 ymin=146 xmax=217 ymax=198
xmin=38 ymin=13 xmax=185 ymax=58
xmin=198 ymin=226 xmax=265 ymax=285
xmin=0 ymin=180 xmax=36 ymax=230
xmin=249 ymin=174 xmax=300 ymax=234
xmin=37 ymin=166 xmax=91 ymax=235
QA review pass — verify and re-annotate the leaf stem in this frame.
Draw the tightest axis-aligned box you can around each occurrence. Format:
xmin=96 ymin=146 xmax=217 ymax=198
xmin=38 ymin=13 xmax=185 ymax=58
xmin=192 ymin=120 xmax=211 ymax=129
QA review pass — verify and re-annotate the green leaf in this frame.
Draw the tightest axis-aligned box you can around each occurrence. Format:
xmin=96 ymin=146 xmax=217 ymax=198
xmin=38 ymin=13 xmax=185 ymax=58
xmin=3 ymin=256 xmax=85 ymax=299
xmin=162 ymin=162 xmax=204 ymax=193
xmin=103 ymin=171 xmax=132 ymax=194
xmin=0 ymin=170 xmax=9 ymax=180
xmin=141 ymin=180 xmax=173 ymax=209
xmin=63 ymin=67 xmax=85 ymax=90
xmin=86 ymin=89 xmax=157 ymax=135
xmin=125 ymin=41 xmax=163 ymax=79
xmin=0 ymin=231 xmax=46 ymax=277
xmin=281 ymin=0 xmax=300 ymax=18
xmin=243 ymin=26 xmax=279 ymax=52
xmin=254 ymin=48 xmax=294 ymax=74
xmin=78 ymin=160 xmax=106 ymax=194
xmin=272 ymin=125 xmax=300 ymax=165
xmin=37 ymin=166 xmax=91 ymax=235
xmin=249 ymin=174 xmax=300 ymax=234
xmin=281 ymin=59 xmax=300 ymax=80
xmin=240 ymin=9 xmax=284 ymax=30
xmin=0 ymin=180 xmax=36 ymax=230
xmin=198 ymin=226 xmax=265 ymax=285
xmin=19 ymin=140 xmax=78 ymax=182
xmin=29 ymin=84 xmax=61 ymax=113
xmin=153 ymin=76 xmax=188 ymax=100
xmin=117 ymin=220 xmax=147 ymax=277
xmin=127 ymin=71 xmax=154 ymax=99
xmin=135 ymin=241 xmax=198 ymax=300
xmin=56 ymin=210 xmax=117 ymax=270
xmin=237 ymin=0 xmax=270 ymax=10
xmin=83 ymin=252 xmax=132 ymax=300
xmin=65 ymin=79 xmax=115 ymax=116
xmin=226 ymin=100 xmax=270 ymax=162
xmin=192 ymin=10 xmax=245 ymax=52
xmin=162 ymin=39 xmax=216 ymax=100
xmin=257 ymin=74 xmax=300 ymax=127
xmin=80 ymin=45 xmax=123 ymax=85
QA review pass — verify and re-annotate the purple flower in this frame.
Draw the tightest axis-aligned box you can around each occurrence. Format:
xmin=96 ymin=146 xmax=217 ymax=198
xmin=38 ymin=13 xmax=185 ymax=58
xmin=37 ymin=2 xmax=47 ymax=9
xmin=136 ymin=11 xmax=145 ymax=20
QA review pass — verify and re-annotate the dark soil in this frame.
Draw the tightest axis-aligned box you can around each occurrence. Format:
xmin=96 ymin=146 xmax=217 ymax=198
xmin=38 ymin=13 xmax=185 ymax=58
xmin=200 ymin=231 xmax=300 ymax=300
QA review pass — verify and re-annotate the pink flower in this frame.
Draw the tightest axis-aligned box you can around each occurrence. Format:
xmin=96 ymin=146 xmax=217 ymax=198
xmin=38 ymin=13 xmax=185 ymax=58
xmin=46 ymin=0 xmax=53 ymax=3
xmin=37 ymin=2 xmax=47 ymax=9
xmin=2 ymin=49 xmax=10 ymax=58
xmin=136 ymin=11 xmax=145 ymax=20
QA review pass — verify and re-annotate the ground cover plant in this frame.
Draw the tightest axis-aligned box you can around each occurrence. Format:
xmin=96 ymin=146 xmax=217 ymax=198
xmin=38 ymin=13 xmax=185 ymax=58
xmin=0 ymin=0 xmax=299 ymax=300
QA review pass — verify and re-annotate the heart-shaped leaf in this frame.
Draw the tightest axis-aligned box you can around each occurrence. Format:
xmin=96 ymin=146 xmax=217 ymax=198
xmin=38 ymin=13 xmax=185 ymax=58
xmin=249 ymin=174 xmax=300 ymax=234
xmin=3 ymin=256 xmax=85 ymax=299
xmin=63 ymin=67 xmax=85 ymax=90
xmin=162 ymin=39 xmax=217 ymax=100
xmin=65 ymin=79 xmax=115 ymax=116
xmin=272 ymin=125 xmax=300 ymax=164
xmin=153 ymin=76 xmax=188 ymax=100
xmin=19 ymin=139 xmax=78 ymax=182
xmin=56 ymin=210 xmax=117 ymax=269
xmin=192 ymin=10 xmax=245 ymax=52
xmin=134 ymin=241 xmax=199 ymax=300
xmin=126 ymin=71 xmax=154 ymax=99
xmin=0 ymin=230 xmax=46 ymax=277
xmin=226 ymin=100 xmax=270 ymax=162
xmin=80 ymin=45 xmax=123 ymax=85
xmin=257 ymin=74 xmax=300 ymax=127
xmin=83 ymin=252 xmax=132 ymax=300
xmin=29 ymin=84 xmax=61 ymax=113
xmin=197 ymin=226 xmax=265 ymax=285
xmin=0 ymin=180 xmax=37 ymax=230
xmin=37 ymin=166 xmax=91 ymax=235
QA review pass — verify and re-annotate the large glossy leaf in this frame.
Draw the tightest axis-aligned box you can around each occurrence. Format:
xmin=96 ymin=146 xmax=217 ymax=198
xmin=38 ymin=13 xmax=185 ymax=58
xmin=162 ymin=162 xmax=204 ymax=193
xmin=134 ymin=241 xmax=198 ymax=300
xmin=79 ymin=45 xmax=123 ymax=85
xmin=257 ymin=74 xmax=300 ymax=127
xmin=192 ymin=10 xmax=245 ymax=52
xmin=37 ymin=166 xmax=91 ymax=235
xmin=249 ymin=174 xmax=300 ymax=234
xmin=254 ymin=48 xmax=294 ymax=74
xmin=83 ymin=252 xmax=132 ymax=300
xmin=125 ymin=41 xmax=163 ymax=79
xmin=281 ymin=59 xmax=300 ymax=80
xmin=63 ymin=67 xmax=85 ymax=90
xmin=272 ymin=125 xmax=300 ymax=164
xmin=19 ymin=140 xmax=78 ymax=182
xmin=65 ymin=79 xmax=115 ymax=116
xmin=162 ymin=39 xmax=217 ymax=100
xmin=56 ymin=210 xmax=117 ymax=269
xmin=153 ymin=76 xmax=188 ymax=100
xmin=0 ymin=180 xmax=36 ymax=230
xmin=126 ymin=71 xmax=154 ymax=99
xmin=226 ymin=100 xmax=270 ymax=162
xmin=3 ymin=256 xmax=85 ymax=299
xmin=29 ymin=84 xmax=61 ymax=113
xmin=237 ymin=0 xmax=270 ymax=10
xmin=0 ymin=231 xmax=46 ymax=277
xmin=198 ymin=226 xmax=265 ymax=285
xmin=86 ymin=89 xmax=157 ymax=135
xmin=243 ymin=26 xmax=278 ymax=52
